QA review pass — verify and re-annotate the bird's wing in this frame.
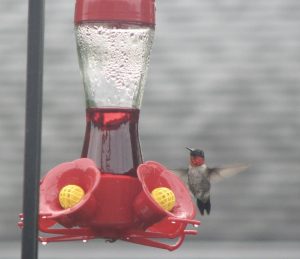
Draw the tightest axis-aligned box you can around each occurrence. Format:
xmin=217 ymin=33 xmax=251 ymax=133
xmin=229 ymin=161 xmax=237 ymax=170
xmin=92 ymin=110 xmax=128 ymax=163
xmin=208 ymin=164 xmax=249 ymax=183
xmin=170 ymin=169 xmax=188 ymax=185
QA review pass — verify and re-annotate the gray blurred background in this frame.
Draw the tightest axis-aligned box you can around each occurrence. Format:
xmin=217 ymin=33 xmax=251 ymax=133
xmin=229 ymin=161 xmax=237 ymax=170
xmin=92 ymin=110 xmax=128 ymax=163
xmin=1 ymin=0 xmax=300 ymax=258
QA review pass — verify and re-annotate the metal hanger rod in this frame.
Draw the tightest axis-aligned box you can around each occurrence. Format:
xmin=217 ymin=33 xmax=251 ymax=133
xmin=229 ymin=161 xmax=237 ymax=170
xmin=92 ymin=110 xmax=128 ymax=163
xmin=21 ymin=0 xmax=45 ymax=258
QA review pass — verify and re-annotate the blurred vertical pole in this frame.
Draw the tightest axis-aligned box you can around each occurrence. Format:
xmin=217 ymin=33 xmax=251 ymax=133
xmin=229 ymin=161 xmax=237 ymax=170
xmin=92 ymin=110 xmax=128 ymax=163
xmin=21 ymin=0 xmax=44 ymax=258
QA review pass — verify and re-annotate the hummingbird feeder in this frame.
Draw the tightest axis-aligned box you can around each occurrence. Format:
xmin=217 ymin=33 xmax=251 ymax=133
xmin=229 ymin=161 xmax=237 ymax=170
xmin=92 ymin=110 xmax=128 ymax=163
xmin=19 ymin=0 xmax=200 ymax=251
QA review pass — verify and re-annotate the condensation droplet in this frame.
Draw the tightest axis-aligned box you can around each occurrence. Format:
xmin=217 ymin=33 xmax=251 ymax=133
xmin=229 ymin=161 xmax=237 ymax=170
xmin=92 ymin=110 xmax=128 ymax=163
xmin=76 ymin=24 xmax=154 ymax=107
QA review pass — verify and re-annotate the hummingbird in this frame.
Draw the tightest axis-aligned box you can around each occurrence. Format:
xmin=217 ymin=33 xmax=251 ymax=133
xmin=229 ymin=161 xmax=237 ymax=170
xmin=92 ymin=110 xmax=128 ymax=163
xmin=173 ymin=148 xmax=248 ymax=216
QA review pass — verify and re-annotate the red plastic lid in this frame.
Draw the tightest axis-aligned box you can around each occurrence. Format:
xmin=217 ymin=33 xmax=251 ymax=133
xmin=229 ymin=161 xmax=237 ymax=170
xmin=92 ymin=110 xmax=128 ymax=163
xmin=75 ymin=0 xmax=155 ymax=26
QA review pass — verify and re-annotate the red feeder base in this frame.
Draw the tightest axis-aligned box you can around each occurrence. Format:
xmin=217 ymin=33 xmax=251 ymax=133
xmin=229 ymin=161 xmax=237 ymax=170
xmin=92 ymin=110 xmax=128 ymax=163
xmin=18 ymin=159 xmax=200 ymax=251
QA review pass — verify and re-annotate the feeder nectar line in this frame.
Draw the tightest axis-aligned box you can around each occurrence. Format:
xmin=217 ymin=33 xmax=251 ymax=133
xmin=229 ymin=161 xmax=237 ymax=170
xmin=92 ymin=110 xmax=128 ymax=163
xmin=18 ymin=0 xmax=200 ymax=251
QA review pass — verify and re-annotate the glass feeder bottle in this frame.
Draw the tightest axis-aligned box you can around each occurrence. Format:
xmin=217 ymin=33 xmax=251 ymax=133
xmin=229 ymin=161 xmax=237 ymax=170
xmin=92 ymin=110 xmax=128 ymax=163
xmin=75 ymin=0 xmax=155 ymax=176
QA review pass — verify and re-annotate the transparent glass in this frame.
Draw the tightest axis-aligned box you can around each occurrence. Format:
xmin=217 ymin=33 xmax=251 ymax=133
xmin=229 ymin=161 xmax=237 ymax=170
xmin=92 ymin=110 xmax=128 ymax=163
xmin=76 ymin=22 xmax=155 ymax=108
xmin=76 ymin=22 xmax=154 ymax=175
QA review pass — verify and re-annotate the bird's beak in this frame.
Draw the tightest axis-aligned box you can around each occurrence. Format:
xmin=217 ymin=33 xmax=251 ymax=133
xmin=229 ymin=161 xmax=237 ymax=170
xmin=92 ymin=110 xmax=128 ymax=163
xmin=186 ymin=147 xmax=194 ymax=152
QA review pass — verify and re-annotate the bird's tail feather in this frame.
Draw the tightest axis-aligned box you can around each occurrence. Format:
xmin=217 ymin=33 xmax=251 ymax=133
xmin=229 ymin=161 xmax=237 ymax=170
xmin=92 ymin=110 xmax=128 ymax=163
xmin=197 ymin=199 xmax=211 ymax=216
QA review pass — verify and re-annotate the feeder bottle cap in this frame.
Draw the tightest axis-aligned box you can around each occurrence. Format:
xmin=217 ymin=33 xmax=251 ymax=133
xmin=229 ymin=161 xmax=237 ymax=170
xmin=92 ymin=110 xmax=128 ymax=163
xmin=75 ymin=0 xmax=155 ymax=26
